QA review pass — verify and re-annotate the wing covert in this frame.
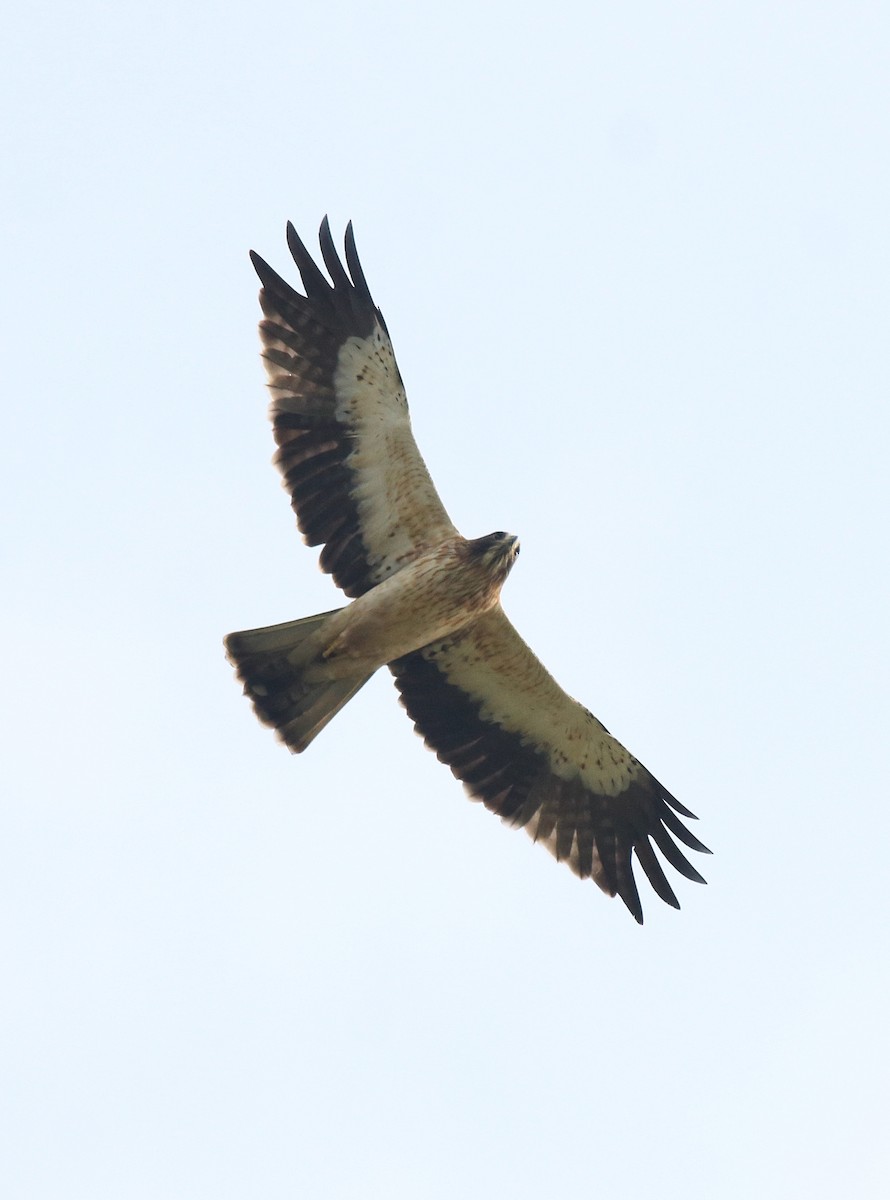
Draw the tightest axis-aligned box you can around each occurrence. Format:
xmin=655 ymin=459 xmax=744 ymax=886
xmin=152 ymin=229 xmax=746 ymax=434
xmin=252 ymin=219 xmax=457 ymax=597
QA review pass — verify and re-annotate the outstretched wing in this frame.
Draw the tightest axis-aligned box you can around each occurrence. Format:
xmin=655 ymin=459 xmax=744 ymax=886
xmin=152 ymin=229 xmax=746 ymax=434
xmin=391 ymin=611 xmax=710 ymax=923
xmin=251 ymin=219 xmax=458 ymax=598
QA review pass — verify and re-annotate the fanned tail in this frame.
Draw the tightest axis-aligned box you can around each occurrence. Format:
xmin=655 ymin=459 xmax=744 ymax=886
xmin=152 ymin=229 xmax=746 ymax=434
xmin=224 ymin=610 xmax=373 ymax=753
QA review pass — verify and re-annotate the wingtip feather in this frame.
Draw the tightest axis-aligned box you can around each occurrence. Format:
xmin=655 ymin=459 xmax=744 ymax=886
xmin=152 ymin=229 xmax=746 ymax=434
xmin=616 ymin=877 xmax=644 ymax=924
xmin=318 ymin=216 xmax=351 ymax=291
xmin=662 ymin=788 xmax=699 ymax=820
xmin=286 ymin=221 xmax=331 ymax=296
xmin=249 ymin=249 xmax=282 ymax=291
xmin=634 ymin=838 xmax=681 ymax=910
xmin=344 ymin=221 xmax=374 ymax=306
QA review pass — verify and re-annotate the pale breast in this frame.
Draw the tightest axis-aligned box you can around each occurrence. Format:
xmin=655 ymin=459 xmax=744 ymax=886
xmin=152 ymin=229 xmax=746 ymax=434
xmin=322 ymin=541 xmax=503 ymax=671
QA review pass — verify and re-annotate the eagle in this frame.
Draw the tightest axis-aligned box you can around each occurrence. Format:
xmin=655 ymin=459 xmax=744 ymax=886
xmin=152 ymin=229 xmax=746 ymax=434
xmin=225 ymin=219 xmax=710 ymax=923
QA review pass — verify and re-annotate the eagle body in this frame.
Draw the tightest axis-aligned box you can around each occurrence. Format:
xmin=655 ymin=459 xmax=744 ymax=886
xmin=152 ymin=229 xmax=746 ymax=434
xmin=235 ymin=533 xmax=515 ymax=680
xmin=318 ymin=534 xmax=518 ymax=671
xmin=225 ymin=219 xmax=710 ymax=923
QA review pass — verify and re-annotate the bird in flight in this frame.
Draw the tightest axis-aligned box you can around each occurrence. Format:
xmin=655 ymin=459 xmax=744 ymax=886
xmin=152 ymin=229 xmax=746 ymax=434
xmin=225 ymin=219 xmax=710 ymax=923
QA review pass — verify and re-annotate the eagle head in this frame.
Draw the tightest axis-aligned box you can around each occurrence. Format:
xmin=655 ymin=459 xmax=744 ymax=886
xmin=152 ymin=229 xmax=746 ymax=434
xmin=467 ymin=531 xmax=520 ymax=580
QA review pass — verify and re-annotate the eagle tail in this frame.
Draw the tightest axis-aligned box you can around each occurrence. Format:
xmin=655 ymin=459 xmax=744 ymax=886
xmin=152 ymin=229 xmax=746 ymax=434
xmin=224 ymin=609 xmax=373 ymax=753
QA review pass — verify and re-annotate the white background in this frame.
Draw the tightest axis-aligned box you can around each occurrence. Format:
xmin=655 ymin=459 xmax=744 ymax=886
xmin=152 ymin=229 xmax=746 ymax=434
xmin=2 ymin=2 xmax=888 ymax=1196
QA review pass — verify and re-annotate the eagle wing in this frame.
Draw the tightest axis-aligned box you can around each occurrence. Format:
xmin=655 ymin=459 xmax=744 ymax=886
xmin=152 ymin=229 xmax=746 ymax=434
xmin=391 ymin=610 xmax=710 ymax=923
xmin=251 ymin=219 xmax=458 ymax=597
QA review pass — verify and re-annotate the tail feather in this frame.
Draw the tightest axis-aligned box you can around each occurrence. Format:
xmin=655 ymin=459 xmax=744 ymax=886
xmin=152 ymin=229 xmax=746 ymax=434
xmin=224 ymin=609 xmax=373 ymax=753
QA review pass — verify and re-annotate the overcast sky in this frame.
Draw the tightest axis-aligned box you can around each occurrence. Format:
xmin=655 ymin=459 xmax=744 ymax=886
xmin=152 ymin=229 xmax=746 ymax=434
xmin=2 ymin=2 xmax=889 ymax=1197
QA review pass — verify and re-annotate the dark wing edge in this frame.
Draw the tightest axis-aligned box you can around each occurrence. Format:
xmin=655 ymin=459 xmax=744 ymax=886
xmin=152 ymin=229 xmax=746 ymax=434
xmin=250 ymin=218 xmax=389 ymax=598
xmin=390 ymin=647 xmax=710 ymax=924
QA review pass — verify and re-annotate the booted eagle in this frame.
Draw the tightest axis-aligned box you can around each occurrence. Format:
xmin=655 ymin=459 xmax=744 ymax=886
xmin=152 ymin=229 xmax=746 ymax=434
xmin=225 ymin=219 xmax=710 ymax=923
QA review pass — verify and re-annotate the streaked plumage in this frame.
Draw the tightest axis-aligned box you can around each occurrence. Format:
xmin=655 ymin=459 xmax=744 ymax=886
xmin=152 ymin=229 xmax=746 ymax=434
xmin=225 ymin=219 xmax=710 ymax=923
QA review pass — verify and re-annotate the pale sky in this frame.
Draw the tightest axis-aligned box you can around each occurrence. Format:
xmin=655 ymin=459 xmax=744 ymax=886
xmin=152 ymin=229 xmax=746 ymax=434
xmin=2 ymin=2 xmax=889 ymax=1197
